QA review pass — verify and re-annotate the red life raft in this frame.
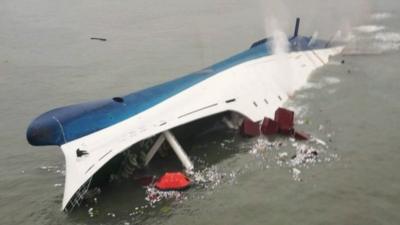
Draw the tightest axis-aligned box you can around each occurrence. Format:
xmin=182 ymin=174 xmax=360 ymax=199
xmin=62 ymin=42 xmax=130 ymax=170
xmin=155 ymin=172 xmax=191 ymax=191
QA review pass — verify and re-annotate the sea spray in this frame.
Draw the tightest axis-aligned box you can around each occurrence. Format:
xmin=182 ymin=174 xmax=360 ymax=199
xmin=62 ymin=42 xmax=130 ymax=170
xmin=266 ymin=18 xmax=295 ymax=96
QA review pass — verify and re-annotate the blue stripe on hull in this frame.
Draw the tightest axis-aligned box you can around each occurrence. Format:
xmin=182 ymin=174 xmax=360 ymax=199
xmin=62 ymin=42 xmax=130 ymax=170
xmin=27 ymin=43 xmax=271 ymax=146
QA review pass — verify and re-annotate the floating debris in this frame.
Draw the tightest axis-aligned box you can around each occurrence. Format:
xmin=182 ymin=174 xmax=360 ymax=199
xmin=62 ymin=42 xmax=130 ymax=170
xmin=90 ymin=37 xmax=107 ymax=41
xmin=290 ymin=143 xmax=319 ymax=166
xmin=294 ymin=131 xmax=310 ymax=140
xmin=312 ymin=137 xmax=328 ymax=147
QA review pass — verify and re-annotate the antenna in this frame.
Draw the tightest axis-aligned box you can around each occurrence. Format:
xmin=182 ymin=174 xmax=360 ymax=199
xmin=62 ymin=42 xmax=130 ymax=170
xmin=293 ymin=17 xmax=300 ymax=38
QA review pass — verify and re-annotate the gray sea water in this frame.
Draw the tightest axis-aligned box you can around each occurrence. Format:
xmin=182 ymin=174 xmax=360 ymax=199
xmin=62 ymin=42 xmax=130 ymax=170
xmin=1 ymin=0 xmax=400 ymax=224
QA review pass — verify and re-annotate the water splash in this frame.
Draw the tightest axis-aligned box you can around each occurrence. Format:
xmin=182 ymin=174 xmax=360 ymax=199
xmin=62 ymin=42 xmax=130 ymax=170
xmin=265 ymin=18 xmax=295 ymax=96
xmin=270 ymin=26 xmax=289 ymax=54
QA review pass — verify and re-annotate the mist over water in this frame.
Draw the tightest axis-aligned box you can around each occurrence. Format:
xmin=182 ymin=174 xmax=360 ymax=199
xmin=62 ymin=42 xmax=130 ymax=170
xmin=1 ymin=0 xmax=400 ymax=225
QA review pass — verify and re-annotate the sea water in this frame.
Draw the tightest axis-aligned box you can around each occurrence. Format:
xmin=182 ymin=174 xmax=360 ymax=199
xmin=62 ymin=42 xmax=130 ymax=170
xmin=1 ymin=0 xmax=400 ymax=224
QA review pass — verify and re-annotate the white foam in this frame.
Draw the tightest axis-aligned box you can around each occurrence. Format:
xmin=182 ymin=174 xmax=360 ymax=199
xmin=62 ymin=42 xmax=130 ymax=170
xmin=291 ymin=105 xmax=309 ymax=118
xmin=323 ymin=77 xmax=341 ymax=85
xmin=374 ymin=32 xmax=400 ymax=42
xmin=373 ymin=42 xmax=400 ymax=51
xmin=292 ymin=168 xmax=301 ymax=181
xmin=145 ymin=186 xmax=183 ymax=206
xmin=303 ymin=82 xmax=323 ymax=90
xmin=88 ymin=208 xmax=94 ymax=217
xmin=371 ymin=12 xmax=393 ymax=21
xmin=354 ymin=25 xmax=385 ymax=33
xmin=302 ymin=77 xmax=340 ymax=90
xmin=371 ymin=32 xmax=400 ymax=51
